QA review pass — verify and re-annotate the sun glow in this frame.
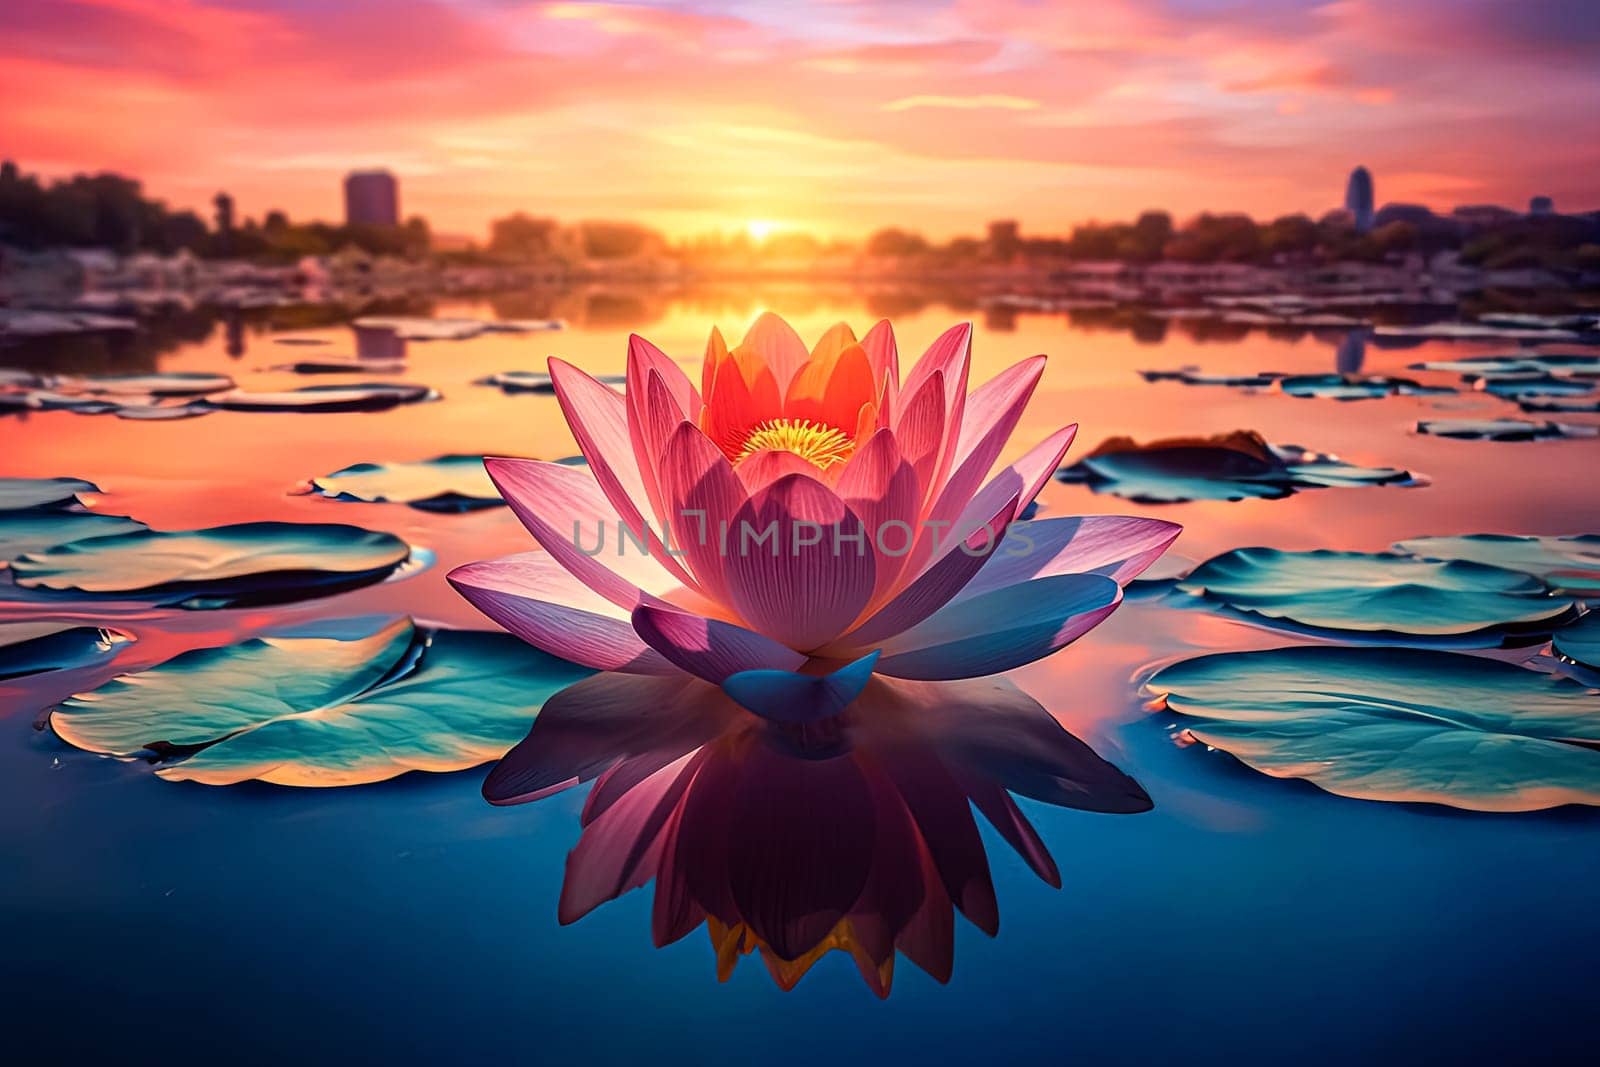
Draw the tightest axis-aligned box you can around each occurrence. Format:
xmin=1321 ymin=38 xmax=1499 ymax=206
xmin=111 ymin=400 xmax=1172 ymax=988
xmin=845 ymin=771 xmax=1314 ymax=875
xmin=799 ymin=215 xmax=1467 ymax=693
xmin=745 ymin=219 xmax=781 ymax=242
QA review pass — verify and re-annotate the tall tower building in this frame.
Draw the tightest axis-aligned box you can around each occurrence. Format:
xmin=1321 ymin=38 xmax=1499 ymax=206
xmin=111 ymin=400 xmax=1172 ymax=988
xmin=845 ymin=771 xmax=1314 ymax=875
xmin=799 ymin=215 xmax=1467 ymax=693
xmin=1344 ymin=166 xmax=1375 ymax=233
xmin=343 ymin=170 xmax=399 ymax=227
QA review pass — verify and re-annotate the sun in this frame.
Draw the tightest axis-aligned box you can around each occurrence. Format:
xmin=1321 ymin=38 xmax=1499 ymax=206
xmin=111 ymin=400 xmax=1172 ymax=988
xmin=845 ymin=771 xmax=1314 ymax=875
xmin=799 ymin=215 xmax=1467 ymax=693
xmin=745 ymin=218 xmax=781 ymax=242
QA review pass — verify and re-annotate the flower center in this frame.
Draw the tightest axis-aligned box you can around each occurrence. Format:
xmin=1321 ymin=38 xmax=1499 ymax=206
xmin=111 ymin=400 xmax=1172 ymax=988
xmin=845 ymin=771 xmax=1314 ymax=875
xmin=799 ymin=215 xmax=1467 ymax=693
xmin=734 ymin=418 xmax=855 ymax=470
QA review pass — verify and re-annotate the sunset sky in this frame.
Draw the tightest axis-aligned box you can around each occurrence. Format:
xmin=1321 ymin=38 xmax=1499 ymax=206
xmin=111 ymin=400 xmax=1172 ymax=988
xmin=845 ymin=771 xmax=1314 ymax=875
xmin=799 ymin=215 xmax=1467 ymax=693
xmin=4 ymin=0 xmax=1596 ymax=240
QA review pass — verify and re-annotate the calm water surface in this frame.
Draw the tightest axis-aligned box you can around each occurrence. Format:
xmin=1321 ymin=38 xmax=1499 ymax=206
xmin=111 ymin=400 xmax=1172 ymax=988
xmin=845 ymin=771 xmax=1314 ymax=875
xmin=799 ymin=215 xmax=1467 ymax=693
xmin=3 ymin=286 xmax=1598 ymax=1063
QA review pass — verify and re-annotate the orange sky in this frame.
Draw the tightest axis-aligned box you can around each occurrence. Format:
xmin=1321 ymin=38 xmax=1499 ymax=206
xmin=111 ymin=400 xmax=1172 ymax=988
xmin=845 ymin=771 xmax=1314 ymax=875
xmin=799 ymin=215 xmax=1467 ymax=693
xmin=3 ymin=0 xmax=1595 ymax=240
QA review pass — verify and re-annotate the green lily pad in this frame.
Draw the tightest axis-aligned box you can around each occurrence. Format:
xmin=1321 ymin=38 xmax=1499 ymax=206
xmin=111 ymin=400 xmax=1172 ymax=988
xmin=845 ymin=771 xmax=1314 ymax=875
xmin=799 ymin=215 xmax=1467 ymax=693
xmin=49 ymin=616 xmax=591 ymax=786
xmin=0 ymin=510 xmax=149 ymax=562
xmin=1175 ymin=548 xmax=1576 ymax=641
xmin=1056 ymin=431 xmax=1416 ymax=504
xmin=302 ymin=455 xmax=502 ymax=512
xmin=0 ymin=622 xmax=134 ymax=680
xmin=1395 ymin=534 xmax=1600 ymax=597
xmin=0 ymin=477 xmax=98 ymax=512
xmin=1147 ymin=645 xmax=1600 ymax=811
xmin=8 ymin=521 xmax=412 ymax=608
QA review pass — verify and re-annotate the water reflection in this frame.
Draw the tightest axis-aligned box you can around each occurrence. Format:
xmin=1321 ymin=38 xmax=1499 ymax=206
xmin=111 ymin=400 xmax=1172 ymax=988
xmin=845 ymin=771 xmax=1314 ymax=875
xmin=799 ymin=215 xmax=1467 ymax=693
xmin=486 ymin=672 xmax=1150 ymax=996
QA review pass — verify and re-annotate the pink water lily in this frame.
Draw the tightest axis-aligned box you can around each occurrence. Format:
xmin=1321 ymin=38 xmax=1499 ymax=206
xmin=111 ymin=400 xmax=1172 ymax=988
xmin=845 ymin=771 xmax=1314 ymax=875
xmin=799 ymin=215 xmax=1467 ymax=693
xmin=449 ymin=313 xmax=1180 ymax=723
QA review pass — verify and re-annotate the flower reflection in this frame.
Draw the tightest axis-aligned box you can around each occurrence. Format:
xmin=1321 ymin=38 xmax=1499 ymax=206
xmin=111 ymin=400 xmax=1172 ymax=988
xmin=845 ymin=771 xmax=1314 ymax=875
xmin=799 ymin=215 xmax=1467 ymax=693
xmin=486 ymin=672 xmax=1151 ymax=996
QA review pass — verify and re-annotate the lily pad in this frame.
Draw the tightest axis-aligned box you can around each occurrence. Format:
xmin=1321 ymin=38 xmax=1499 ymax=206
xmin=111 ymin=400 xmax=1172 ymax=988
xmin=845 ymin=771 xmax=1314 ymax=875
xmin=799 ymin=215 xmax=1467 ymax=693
xmin=1395 ymin=534 xmax=1600 ymax=597
xmin=1414 ymin=418 xmax=1596 ymax=442
xmin=1055 ymin=430 xmax=1416 ymax=504
xmin=65 ymin=373 xmax=235 ymax=397
xmin=1518 ymin=396 xmax=1600 ymax=414
xmin=1276 ymin=374 xmax=1454 ymax=400
xmin=1139 ymin=369 xmax=1284 ymax=388
xmin=476 ymin=370 xmax=626 ymax=394
xmin=271 ymin=358 xmax=408 ymax=375
xmin=0 ymin=477 xmax=99 ymax=512
xmin=302 ymin=455 xmax=502 ymax=512
xmin=0 ymin=510 xmax=149 ymax=562
xmin=0 ymin=622 xmax=134 ymax=680
xmin=1410 ymin=353 xmax=1600 ymax=377
xmin=1147 ymin=645 xmax=1600 ymax=812
xmin=203 ymin=383 xmax=438 ymax=413
xmin=1472 ymin=374 xmax=1596 ymax=399
xmin=1552 ymin=614 xmax=1600 ymax=672
xmin=9 ymin=521 xmax=412 ymax=608
xmin=1376 ymin=322 xmax=1584 ymax=343
xmin=1175 ymin=547 xmax=1576 ymax=641
xmin=49 ymin=616 xmax=592 ymax=786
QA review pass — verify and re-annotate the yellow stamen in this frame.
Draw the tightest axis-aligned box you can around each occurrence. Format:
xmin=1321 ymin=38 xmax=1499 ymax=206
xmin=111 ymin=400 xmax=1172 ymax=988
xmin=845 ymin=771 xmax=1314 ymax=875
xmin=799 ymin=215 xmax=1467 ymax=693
xmin=733 ymin=418 xmax=855 ymax=470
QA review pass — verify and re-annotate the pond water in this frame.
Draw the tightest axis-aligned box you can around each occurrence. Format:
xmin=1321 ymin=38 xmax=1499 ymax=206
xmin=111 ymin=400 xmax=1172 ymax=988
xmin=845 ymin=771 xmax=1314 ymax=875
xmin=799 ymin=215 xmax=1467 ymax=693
xmin=3 ymin=285 xmax=1598 ymax=1063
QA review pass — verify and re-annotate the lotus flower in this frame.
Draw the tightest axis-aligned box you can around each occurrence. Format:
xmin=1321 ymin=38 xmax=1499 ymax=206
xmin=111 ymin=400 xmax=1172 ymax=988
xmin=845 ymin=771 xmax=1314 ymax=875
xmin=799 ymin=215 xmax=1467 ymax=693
xmin=449 ymin=314 xmax=1179 ymax=722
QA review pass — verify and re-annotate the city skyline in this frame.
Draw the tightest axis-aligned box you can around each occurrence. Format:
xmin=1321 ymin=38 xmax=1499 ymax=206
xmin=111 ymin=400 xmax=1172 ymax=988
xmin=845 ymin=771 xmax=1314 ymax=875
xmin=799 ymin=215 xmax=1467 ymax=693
xmin=3 ymin=0 xmax=1596 ymax=240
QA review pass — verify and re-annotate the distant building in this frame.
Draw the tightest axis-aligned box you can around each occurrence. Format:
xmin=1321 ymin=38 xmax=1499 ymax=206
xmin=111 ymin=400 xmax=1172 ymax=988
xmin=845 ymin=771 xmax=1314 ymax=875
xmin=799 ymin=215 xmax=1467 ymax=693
xmin=1344 ymin=166 xmax=1375 ymax=233
xmin=987 ymin=219 xmax=1020 ymax=259
xmin=344 ymin=170 xmax=399 ymax=227
xmin=1529 ymin=195 xmax=1554 ymax=216
xmin=1453 ymin=204 xmax=1518 ymax=228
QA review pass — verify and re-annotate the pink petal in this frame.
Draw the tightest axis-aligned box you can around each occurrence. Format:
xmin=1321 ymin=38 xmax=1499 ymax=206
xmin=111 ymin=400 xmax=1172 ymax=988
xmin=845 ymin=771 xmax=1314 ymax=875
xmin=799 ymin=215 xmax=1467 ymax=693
xmin=736 ymin=448 xmax=821 ymax=494
xmin=448 ymin=553 xmax=674 ymax=673
xmin=874 ymin=573 xmax=1122 ymax=680
xmin=860 ymin=319 xmax=900 ymax=412
xmin=549 ymin=359 xmax=698 ymax=588
xmin=924 ymin=356 xmax=1045 ymax=529
xmin=900 ymin=323 xmax=972 ymax=501
xmin=726 ymin=473 xmax=877 ymax=651
xmin=834 ymin=427 xmax=920 ymax=599
xmin=832 ymin=481 xmax=1018 ymax=649
xmin=483 ymin=457 xmax=674 ymax=611
xmin=626 ymin=333 xmax=699 ymax=421
xmin=957 ymin=515 xmax=1183 ymax=602
xmin=631 ymin=602 xmax=807 ymax=683
xmin=558 ymin=751 xmax=699 ymax=924
xmin=741 ymin=311 xmax=811 ymax=391
xmin=655 ymin=421 xmax=750 ymax=607
xmin=891 ymin=369 xmax=947 ymax=504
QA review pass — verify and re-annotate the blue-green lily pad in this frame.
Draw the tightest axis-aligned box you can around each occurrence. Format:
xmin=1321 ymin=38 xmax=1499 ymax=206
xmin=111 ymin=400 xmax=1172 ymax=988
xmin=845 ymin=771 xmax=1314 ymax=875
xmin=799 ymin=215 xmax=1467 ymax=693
xmin=1415 ymin=418 xmax=1596 ymax=442
xmin=0 ymin=477 xmax=99 ymax=512
xmin=0 ymin=622 xmax=134 ymax=679
xmin=9 ymin=521 xmax=412 ymax=608
xmin=1175 ymin=547 xmax=1576 ymax=642
xmin=1055 ymin=431 xmax=1416 ymax=504
xmin=203 ymin=383 xmax=438 ymax=412
xmin=1147 ymin=645 xmax=1600 ymax=811
xmin=303 ymin=455 xmax=501 ymax=513
xmin=1552 ymin=614 xmax=1600 ymax=672
xmin=1410 ymin=353 xmax=1600 ymax=377
xmin=1472 ymin=374 xmax=1596 ymax=399
xmin=1519 ymin=396 xmax=1600 ymax=414
xmin=49 ymin=616 xmax=591 ymax=786
xmin=1396 ymin=534 xmax=1600 ymax=597
xmin=1277 ymin=374 xmax=1454 ymax=400
xmin=1 ymin=510 xmax=149 ymax=562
